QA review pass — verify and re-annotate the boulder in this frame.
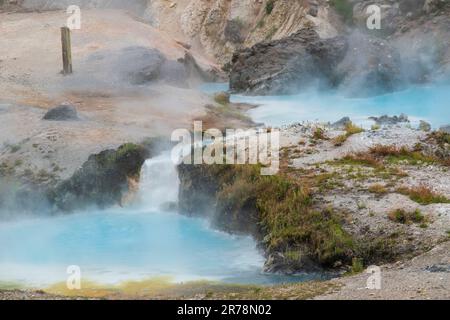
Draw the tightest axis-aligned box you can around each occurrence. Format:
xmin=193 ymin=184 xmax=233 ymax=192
xmin=331 ymin=117 xmax=352 ymax=129
xmin=229 ymin=28 xmax=402 ymax=97
xmin=43 ymin=104 xmax=79 ymax=121
xmin=229 ymin=28 xmax=348 ymax=95
xmin=369 ymin=113 xmax=409 ymax=125
xmin=49 ymin=143 xmax=149 ymax=211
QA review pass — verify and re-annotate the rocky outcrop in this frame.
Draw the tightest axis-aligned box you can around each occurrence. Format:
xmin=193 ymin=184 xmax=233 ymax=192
xmin=331 ymin=117 xmax=352 ymax=129
xmin=229 ymin=28 xmax=403 ymax=96
xmin=230 ymin=28 xmax=348 ymax=95
xmin=49 ymin=143 xmax=149 ymax=211
xmin=369 ymin=114 xmax=409 ymax=125
xmin=85 ymin=46 xmax=217 ymax=89
xmin=147 ymin=0 xmax=340 ymax=65
xmin=177 ymin=164 xmax=261 ymax=238
xmin=43 ymin=104 xmax=79 ymax=121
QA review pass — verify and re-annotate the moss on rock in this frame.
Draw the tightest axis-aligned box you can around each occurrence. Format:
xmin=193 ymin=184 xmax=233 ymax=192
xmin=49 ymin=143 xmax=149 ymax=211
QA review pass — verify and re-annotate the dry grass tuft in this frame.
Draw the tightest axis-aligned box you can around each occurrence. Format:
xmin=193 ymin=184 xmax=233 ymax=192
xmin=332 ymin=122 xmax=364 ymax=146
xmin=388 ymin=208 xmax=425 ymax=225
xmin=397 ymin=185 xmax=450 ymax=205
xmin=368 ymin=184 xmax=388 ymax=195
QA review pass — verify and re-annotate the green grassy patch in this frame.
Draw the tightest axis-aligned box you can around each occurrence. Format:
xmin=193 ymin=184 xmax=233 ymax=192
xmin=397 ymin=185 xmax=450 ymax=205
xmin=330 ymin=0 xmax=354 ymax=23
xmin=332 ymin=122 xmax=364 ymax=146
xmin=265 ymin=0 xmax=276 ymax=15
xmin=388 ymin=208 xmax=425 ymax=225
xmin=208 ymin=164 xmax=355 ymax=266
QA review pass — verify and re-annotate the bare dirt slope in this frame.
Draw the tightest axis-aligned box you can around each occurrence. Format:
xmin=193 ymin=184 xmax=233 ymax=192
xmin=0 ymin=9 xmax=217 ymax=179
xmin=316 ymin=241 xmax=450 ymax=300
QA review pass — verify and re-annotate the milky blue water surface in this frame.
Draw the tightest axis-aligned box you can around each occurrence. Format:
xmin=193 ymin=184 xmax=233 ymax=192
xmin=0 ymin=155 xmax=323 ymax=287
xmin=201 ymin=82 xmax=450 ymax=128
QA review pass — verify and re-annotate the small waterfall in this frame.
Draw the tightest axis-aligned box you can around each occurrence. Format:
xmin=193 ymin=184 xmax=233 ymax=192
xmin=137 ymin=152 xmax=180 ymax=212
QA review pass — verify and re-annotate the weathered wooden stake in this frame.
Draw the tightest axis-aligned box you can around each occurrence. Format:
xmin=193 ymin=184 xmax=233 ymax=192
xmin=61 ymin=26 xmax=73 ymax=75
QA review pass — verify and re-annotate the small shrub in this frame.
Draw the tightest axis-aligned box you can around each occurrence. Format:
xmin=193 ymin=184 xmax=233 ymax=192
xmin=14 ymin=159 xmax=23 ymax=167
xmin=388 ymin=208 xmax=425 ymax=225
xmin=214 ymin=92 xmax=230 ymax=105
xmin=369 ymin=145 xmax=435 ymax=165
xmin=312 ymin=127 xmax=328 ymax=140
xmin=265 ymin=0 xmax=275 ymax=15
xmin=397 ymin=185 xmax=450 ymax=205
xmin=351 ymin=258 xmax=364 ymax=274
xmin=332 ymin=122 xmax=364 ymax=146
xmin=332 ymin=134 xmax=348 ymax=147
xmin=371 ymin=124 xmax=381 ymax=131
xmin=9 ymin=144 xmax=21 ymax=153
xmin=330 ymin=0 xmax=354 ymax=23
xmin=368 ymin=184 xmax=388 ymax=195
xmin=345 ymin=122 xmax=364 ymax=136
xmin=339 ymin=153 xmax=382 ymax=168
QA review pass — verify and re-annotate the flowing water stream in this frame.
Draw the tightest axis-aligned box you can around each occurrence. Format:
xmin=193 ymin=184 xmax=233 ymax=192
xmin=0 ymin=153 xmax=321 ymax=289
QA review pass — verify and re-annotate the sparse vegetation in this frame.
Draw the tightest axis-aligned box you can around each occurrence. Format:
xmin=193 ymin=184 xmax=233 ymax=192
xmin=265 ymin=0 xmax=276 ymax=15
xmin=368 ymin=183 xmax=388 ymax=195
xmin=330 ymin=0 xmax=354 ymax=23
xmin=335 ymin=153 xmax=382 ymax=169
xmin=397 ymin=185 xmax=450 ymax=205
xmin=266 ymin=26 xmax=279 ymax=40
xmin=371 ymin=124 xmax=381 ymax=131
xmin=345 ymin=122 xmax=364 ymax=136
xmin=388 ymin=208 xmax=425 ymax=225
xmin=350 ymin=258 xmax=364 ymax=274
xmin=205 ymin=164 xmax=355 ymax=267
xmin=369 ymin=145 xmax=435 ymax=165
xmin=213 ymin=92 xmax=230 ymax=105
xmin=429 ymin=131 xmax=450 ymax=147
xmin=8 ymin=144 xmax=21 ymax=153
xmin=312 ymin=127 xmax=328 ymax=140
xmin=333 ymin=122 xmax=364 ymax=146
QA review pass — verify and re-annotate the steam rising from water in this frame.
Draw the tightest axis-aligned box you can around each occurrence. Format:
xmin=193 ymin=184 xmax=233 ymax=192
xmin=0 ymin=152 xmax=317 ymax=289
xmin=202 ymin=81 xmax=450 ymax=129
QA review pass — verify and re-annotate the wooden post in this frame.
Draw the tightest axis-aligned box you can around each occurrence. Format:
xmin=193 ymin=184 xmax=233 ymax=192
xmin=61 ymin=27 xmax=73 ymax=75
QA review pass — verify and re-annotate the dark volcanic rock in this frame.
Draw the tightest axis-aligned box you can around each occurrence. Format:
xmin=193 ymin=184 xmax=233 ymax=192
xmin=49 ymin=143 xmax=149 ymax=211
xmin=229 ymin=28 xmax=348 ymax=95
xmin=43 ymin=104 xmax=79 ymax=121
xmin=369 ymin=113 xmax=409 ymax=125
xmin=331 ymin=117 xmax=352 ymax=129
xmin=230 ymin=28 xmax=402 ymax=96
xmin=177 ymin=164 xmax=261 ymax=238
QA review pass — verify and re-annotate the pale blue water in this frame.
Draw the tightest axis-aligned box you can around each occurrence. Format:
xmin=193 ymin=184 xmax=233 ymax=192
xmin=201 ymin=82 xmax=450 ymax=128
xmin=0 ymin=210 xmax=323 ymax=287
xmin=0 ymin=154 xmax=323 ymax=287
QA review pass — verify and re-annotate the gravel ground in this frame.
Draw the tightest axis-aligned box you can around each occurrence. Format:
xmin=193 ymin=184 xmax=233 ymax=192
xmin=315 ymin=241 xmax=450 ymax=300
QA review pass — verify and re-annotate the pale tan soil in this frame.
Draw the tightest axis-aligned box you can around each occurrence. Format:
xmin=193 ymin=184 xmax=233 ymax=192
xmin=315 ymin=241 xmax=450 ymax=300
xmin=0 ymin=9 xmax=230 ymax=179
